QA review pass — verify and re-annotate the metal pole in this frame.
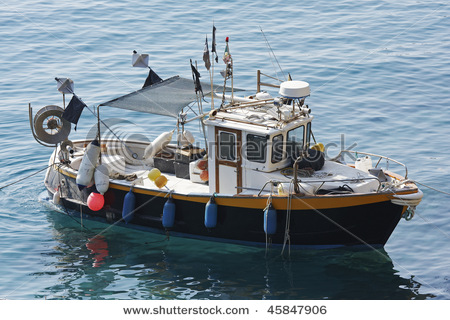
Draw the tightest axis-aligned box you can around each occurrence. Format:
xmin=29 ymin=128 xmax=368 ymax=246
xmin=97 ymin=105 xmax=102 ymax=165
xmin=257 ymin=70 xmax=261 ymax=93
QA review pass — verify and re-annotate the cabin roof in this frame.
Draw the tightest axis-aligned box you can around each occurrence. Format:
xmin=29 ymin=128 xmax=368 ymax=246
xmin=204 ymin=106 xmax=313 ymax=135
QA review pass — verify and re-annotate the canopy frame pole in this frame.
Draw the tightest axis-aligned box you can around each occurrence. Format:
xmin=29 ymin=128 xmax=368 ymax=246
xmin=176 ymin=116 xmax=181 ymax=149
xmin=97 ymin=105 xmax=102 ymax=165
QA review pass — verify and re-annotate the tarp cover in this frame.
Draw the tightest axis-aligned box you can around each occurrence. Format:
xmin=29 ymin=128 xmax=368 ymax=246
xmin=100 ymin=76 xmax=238 ymax=118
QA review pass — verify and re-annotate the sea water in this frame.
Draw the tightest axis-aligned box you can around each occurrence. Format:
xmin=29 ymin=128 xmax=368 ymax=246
xmin=0 ymin=0 xmax=449 ymax=300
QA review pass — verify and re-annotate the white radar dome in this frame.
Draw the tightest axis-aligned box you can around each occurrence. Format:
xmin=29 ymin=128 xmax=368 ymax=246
xmin=279 ymin=81 xmax=310 ymax=98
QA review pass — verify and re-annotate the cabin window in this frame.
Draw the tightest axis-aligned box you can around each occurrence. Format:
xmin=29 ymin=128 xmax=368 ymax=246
xmin=271 ymin=134 xmax=284 ymax=163
xmin=219 ymin=132 xmax=236 ymax=161
xmin=246 ymin=134 xmax=267 ymax=163
xmin=287 ymin=125 xmax=305 ymax=160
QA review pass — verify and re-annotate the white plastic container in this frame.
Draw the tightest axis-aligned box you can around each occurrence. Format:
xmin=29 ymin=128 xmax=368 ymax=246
xmin=355 ymin=156 xmax=372 ymax=172
xmin=189 ymin=161 xmax=206 ymax=184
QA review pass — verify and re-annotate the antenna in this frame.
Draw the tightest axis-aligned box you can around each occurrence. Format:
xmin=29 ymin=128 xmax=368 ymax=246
xmin=259 ymin=26 xmax=286 ymax=81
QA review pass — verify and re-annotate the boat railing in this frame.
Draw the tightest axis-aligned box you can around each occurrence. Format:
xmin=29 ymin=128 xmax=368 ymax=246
xmin=256 ymin=176 xmax=382 ymax=197
xmin=256 ymin=70 xmax=281 ymax=92
xmin=330 ymin=150 xmax=408 ymax=179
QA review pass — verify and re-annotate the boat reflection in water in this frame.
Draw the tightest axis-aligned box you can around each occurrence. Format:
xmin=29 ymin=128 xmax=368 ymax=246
xmin=36 ymin=206 xmax=433 ymax=300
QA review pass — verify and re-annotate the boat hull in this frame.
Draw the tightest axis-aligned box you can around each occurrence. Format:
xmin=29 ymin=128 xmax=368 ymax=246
xmin=45 ymin=166 xmax=406 ymax=248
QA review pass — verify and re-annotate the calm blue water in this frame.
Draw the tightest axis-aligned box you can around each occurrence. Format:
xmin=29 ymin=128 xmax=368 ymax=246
xmin=1 ymin=0 xmax=449 ymax=300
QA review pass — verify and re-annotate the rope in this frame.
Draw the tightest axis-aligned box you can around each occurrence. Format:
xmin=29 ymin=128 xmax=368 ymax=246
xmin=264 ymin=187 xmax=273 ymax=256
xmin=0 ymin=165 xmax=53 ymax=190
xmin=413 ymin=180 xmax=450 ymax=196
xmin=53 ymin=160 xmax=172 ymax=238
xmin=259 ymin=26 xmax=286 ymax=81
xmin=145 ymin=231 xmax=170 ymax=245
xmin=55 ymin=162 xmax=92 ymax=231
xmin=281 ymin=181 xmax=294 ymax=257
xmin=388 ymin=186 xmax=450 ymax=240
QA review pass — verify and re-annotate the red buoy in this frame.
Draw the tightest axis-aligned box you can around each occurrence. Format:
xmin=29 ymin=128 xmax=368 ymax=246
xmin=87 ymin=192 xmax=105 ymax=211
xmin=200 ymin=170 xmax=209 ymax=182
xmin=197 ymin=159 xmax=208 ymax=170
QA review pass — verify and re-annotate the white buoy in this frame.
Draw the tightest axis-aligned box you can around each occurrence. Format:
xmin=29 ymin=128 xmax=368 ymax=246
xmin=70 ymin=157 xmax=83 ymax=170
xmin=94 ymin=164 xmax=109 ymax=195
xmin=53 ymin=189 xmax=61 ymax=205
xmin=76 ymin=140 xmax=101 ymax=190
xmin=177 ymin=130 xmax=195 ymax=147
xmin=143 ymin=142 xmax=153 ymax=159
xmin=143 ymin=130 xmax=174 ymax=159
xmin=183 ymin=130 xmax=195 ymax=144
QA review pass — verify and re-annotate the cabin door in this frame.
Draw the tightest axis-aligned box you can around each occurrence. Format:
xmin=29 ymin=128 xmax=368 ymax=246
xmin=215 ymin=127 xmax=242 ymax=194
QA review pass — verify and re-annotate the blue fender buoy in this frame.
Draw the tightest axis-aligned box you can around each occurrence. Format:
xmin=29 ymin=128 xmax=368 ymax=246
xmin=162 ymin=197 xmax=176 ymax=229
xmin=204 ymin=196 xmax=218 ymax=228
xmin=122 ymin=187 xmax=136 ymax=223
xmin=264 ymin=203 xmax=277 ymax=235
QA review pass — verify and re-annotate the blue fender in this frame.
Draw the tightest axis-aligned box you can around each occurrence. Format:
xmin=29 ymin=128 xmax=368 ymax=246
xmin=204 ymin=196 xmax=218 ymax=228
xmin=162 ymin=197 xmax=176 ymax=229
xmin=264 ymin=203 xmax=277 ymax=235
xmin=122 ymin=188 xmax=136 ymax=223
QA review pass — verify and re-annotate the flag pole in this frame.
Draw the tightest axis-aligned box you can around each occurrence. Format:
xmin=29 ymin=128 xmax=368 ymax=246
xmin=195 ymin=60 xmax=203 ymax=115
xmin=210 ymin=56 xmax=214 ymax=110
xmin=211 ymin=23 xmax=219 ymax=110
xmin=208 ymin=34 xmax=214 ymax=111
xmin=220 ymin=36 xmax=233 ymax=108
xmin=211 ymin=24 xmax=215 ymax=110
xmin=197 ymin=60 xmax=208 ymax=153
xmin=227 ymin=37 xmax=234 ymax=103
xmin=191 ymin=59 xmax=208 ymax=152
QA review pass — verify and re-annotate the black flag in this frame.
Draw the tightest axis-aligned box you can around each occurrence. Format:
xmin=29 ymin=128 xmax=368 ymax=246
xmin=190 ymin=60 xmax=203 ymax=95
xmin=203 ymin=36 xmax=211 ymax=71
xmin=143 ymin=68 xmax=162 ymax=88
xmin=62 ymin=95 xmax=87 ymax=130
xmin=212 ymin=25 xmax=218 ymax=63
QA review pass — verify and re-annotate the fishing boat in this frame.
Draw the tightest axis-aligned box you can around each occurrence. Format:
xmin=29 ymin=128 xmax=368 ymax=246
xmin=29 ymin=37 xmax=423 ymax=249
